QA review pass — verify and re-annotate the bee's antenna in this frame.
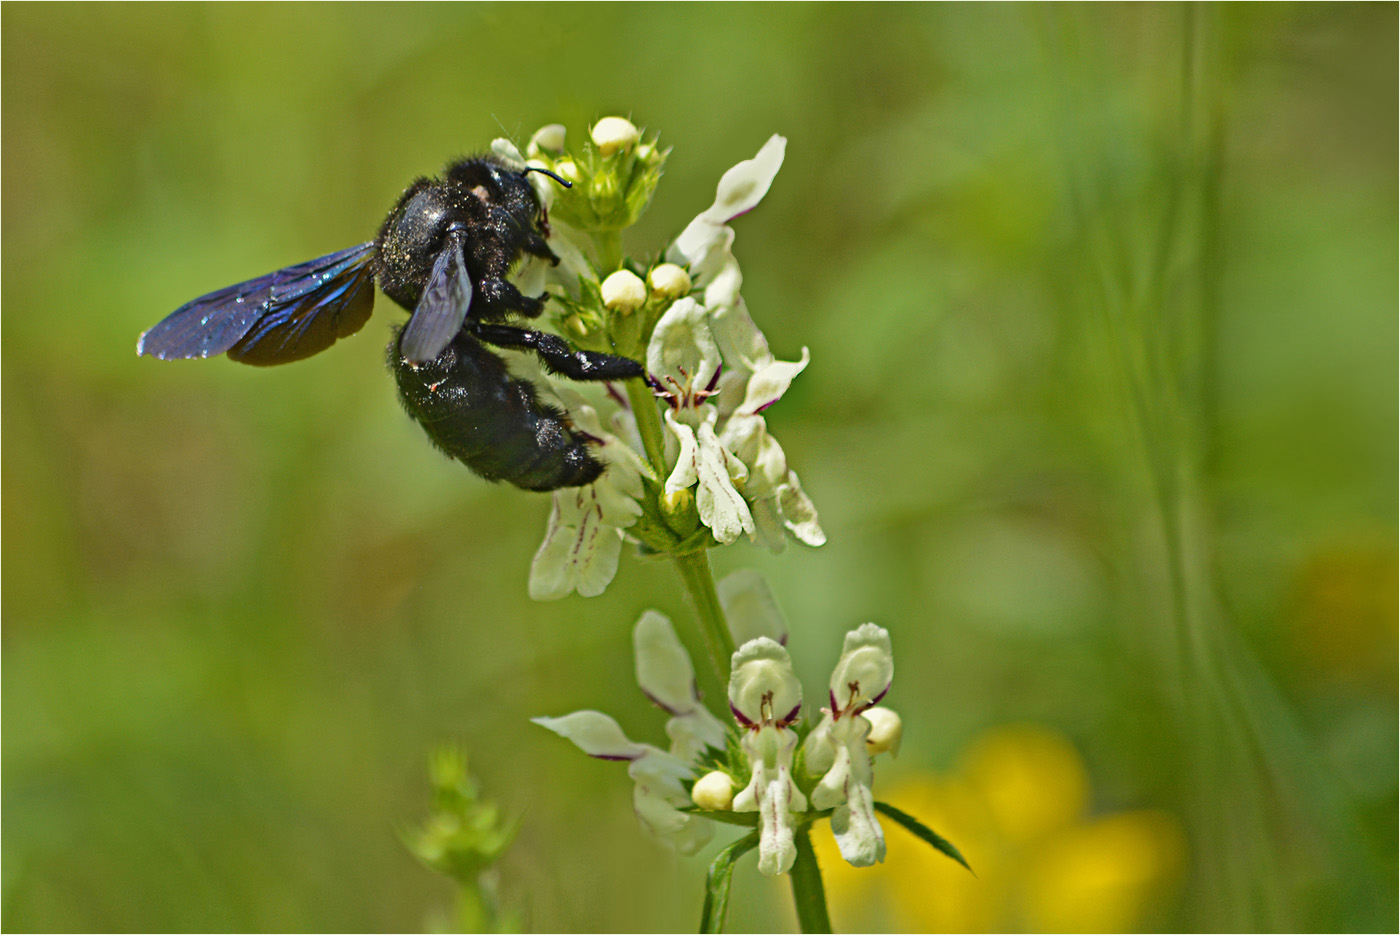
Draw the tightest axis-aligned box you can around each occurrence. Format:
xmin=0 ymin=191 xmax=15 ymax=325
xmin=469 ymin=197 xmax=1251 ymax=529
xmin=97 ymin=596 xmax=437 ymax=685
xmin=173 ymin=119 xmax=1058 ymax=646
xmin=523 ymin=166 xmax=572 ymax=189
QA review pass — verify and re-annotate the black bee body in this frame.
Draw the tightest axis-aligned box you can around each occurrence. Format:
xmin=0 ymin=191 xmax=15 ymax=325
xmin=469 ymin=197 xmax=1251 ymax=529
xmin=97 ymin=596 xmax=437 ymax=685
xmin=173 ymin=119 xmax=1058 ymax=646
xmin=137 ymin=154 xmax=642 ymax=491
xmin=392 ymin=330 xmax=604 ymax=490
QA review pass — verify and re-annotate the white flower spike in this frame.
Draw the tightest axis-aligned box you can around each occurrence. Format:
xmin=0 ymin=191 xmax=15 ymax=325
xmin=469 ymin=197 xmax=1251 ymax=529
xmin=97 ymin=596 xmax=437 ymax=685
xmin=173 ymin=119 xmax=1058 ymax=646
xmin=728 ymin=638 xmax=807 ymax=876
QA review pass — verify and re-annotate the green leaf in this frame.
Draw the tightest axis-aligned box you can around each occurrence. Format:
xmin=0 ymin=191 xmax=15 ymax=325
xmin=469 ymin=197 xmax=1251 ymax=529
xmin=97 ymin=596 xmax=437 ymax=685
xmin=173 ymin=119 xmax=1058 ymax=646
xmin=790 ymin=825 xmax=833 ymax=934
xmin=700 ymin=831 xmax=760 ymax=934
xmin=873 ymin=801 xmax=975 ymax=875
xmin=680 ymin=807 xmax=760 ymax=829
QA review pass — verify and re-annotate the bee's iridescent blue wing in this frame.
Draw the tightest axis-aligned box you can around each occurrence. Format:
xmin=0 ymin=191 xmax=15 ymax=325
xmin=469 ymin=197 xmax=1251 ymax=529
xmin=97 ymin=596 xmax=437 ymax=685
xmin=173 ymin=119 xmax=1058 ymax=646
xmin=137 ymin=242 xmax=377 ymax=366
xmin=399 ymin=239 xmax=472 ymax=364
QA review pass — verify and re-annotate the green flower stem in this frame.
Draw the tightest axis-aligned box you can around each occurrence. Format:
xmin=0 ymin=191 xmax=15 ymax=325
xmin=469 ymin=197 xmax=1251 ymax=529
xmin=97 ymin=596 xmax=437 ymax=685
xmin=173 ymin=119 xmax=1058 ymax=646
xmin=672 ymin=549 xmax=735 ymax=682
xmin=625 ymin=377 xmax=668 ymax=480
xmin=596 ymin=230 xmax=623 ymax=275
xmin=790 ymin=825 xmax=832 ymax=934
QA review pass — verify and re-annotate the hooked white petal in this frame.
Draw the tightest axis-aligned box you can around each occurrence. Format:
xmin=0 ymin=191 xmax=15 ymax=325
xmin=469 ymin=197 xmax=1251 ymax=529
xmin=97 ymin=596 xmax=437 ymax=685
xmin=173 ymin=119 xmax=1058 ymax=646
xmin=736 ymin=350 xmax=810 ymax=416
xmin=778 ymin=474 xmax=826 ymax=547
xmin=703 ymin=134 xmax=787 ymax=225
xmin=634 ymin=610 xmax=696 ymax=713
xmin=728 ymin=638 xmax=801 ymax=726
xmin=532 ymin=711 xmax=648 ymax=761
xmin=829 ymin=623 xmax=893 ymax=709
xmin=829 ymin=786 xmax=886 ymax=867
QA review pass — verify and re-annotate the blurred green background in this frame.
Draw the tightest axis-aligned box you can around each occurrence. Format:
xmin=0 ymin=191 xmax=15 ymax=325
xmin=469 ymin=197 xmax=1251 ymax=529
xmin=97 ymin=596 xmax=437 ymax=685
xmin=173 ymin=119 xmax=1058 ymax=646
xmin=4 ymin=3 xmax=1395 ymax=932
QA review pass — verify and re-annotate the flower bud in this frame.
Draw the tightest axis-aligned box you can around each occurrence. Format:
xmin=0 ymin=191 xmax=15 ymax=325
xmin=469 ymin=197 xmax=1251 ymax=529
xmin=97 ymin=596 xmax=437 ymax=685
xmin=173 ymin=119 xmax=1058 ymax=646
xmin=691 ymin=771 xmax=735 ymax=811
xmin=601 ymin=269 xmax=647 ymax=315
xmin=648 ymin=263 xmax=692 ymax=300
xmin=554 ymin=159 xmax=581 ymax=185
xmin=528 ymin=123 xmax=566 ymax=156
xmin=863 ymin=707 xmax=903 ymax=757
xmin=563 ymin=314 xmax=589 ymax=338
xmin=591 ymin=116 xmax=640 ymax=156
xmin=662 ymin=487 xmax=694 ymax=516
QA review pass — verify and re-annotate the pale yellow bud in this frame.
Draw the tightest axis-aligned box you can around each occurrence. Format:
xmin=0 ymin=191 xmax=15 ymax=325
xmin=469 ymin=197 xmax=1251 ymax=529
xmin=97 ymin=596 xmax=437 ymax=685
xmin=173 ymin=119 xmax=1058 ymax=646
xmin=863 ymin=707 xmax=903 ymax=757
xmin=554 ymin=159 xmax=581 ymax=185
xmin=662 ymin=487 xmax=695 ymax=515
xmin=647 ymin=263 xmax=692 ymax=300
xmin=691 ymin=771 xmax=735 ymax=811
xmin=564 ymin=314 xmax=589 ymax=338
xmin=527 ymin=124 xmax=566 ymax=156
xmin=600 ymin=269 xmax=647 ymax=315
xmin=591 ymin=116 xmax=640 ymax=156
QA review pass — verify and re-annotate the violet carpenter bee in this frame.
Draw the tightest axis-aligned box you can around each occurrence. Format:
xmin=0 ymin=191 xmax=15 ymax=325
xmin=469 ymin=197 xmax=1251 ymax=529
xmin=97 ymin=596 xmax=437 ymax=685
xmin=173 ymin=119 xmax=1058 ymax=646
xmin=138 ymin=155 xmax=643 ymax=491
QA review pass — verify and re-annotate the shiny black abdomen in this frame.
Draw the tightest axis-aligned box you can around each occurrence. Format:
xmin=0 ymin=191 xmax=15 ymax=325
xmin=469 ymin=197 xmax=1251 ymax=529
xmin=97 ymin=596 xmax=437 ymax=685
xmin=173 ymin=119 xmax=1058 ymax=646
xmin=390 ymin=330 xmax=603 ymax=491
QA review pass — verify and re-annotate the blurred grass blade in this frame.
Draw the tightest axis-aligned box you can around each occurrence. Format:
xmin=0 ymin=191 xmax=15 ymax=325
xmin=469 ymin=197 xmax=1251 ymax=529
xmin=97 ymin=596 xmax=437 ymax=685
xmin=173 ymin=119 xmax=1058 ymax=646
xmin=700 ymin=830 xmax=759 ymax=933
xmin=874 ymin=801 xmax=974 ymax=875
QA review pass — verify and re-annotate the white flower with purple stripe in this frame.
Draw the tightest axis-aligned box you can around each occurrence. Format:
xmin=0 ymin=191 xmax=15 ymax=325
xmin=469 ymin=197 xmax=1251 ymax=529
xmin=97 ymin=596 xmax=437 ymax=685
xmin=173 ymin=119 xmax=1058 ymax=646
xmin=803 ymin=623 xmax=895 ymax=867
xmin=727 ymin=637 xmax=807 ymax=876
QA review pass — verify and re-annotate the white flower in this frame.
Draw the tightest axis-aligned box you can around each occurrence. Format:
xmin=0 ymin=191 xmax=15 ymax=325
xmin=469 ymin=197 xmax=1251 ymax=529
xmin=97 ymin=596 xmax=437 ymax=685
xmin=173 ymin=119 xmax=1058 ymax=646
xmin=648 ymin=298 xmax=756 ymax=545
xmin=803 ymin=624 xmax=895 ymax=867
xmin=728 ymin=638 xmax=807 ymax=876
xmin=645 ymin=296 xmax=823 ymax=550
xmin=710 ymin=301 xmax=823 ymax=550
xmin=528 ymin=390 xmax=648 ymax=600
xmin=534 ymin=610 xmax=728 ymax=854
xmin=646 ymin=138 xmax=825 ymax=552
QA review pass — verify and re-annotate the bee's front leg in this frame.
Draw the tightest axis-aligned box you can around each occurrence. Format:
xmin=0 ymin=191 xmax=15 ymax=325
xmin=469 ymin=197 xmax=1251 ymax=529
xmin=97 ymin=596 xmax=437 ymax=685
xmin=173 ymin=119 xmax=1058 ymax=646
xmin=477 ymin=277 xmax=549 ymax=319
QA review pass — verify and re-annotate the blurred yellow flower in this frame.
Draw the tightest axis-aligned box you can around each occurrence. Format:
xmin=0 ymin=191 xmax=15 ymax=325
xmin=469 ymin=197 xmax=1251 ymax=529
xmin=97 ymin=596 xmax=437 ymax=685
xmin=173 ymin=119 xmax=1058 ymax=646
xmin=814 ymin=724 xmax=1186 ymax=933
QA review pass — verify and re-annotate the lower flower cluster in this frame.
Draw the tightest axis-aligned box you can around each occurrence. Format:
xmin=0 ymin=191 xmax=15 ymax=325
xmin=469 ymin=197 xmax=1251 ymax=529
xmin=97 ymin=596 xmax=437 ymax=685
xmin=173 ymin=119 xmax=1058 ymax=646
xmin=534 ymin=573 xmax=903 ymax=878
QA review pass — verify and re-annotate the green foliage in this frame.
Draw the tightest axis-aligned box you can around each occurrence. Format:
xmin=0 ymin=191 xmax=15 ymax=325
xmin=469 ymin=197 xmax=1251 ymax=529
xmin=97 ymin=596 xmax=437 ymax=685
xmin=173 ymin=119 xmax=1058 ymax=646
xmin=700 ymin=830 xmax=760 ymax=934
xmin=404 ymin=748 xmax=519 ymax=933
xmin=872 ymin=801 xmax=973 ymax=875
